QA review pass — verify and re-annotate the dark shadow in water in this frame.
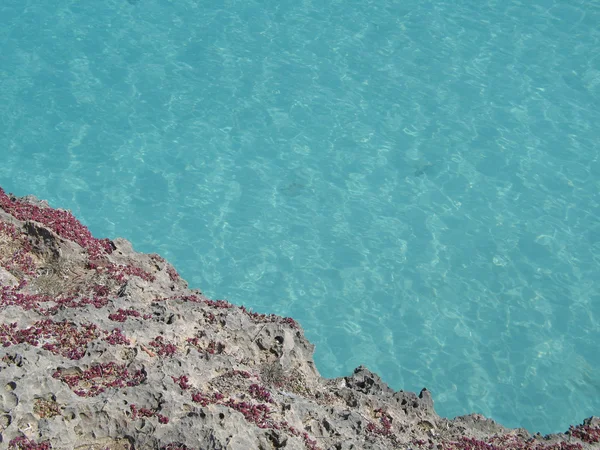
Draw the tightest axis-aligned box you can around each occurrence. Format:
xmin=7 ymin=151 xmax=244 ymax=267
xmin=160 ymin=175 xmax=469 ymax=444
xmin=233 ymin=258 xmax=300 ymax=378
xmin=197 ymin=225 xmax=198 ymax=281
xmin=412 ymin=161 xmax=434 ymax=177
xmin=278 ymin=182 xmax=306 ymax=197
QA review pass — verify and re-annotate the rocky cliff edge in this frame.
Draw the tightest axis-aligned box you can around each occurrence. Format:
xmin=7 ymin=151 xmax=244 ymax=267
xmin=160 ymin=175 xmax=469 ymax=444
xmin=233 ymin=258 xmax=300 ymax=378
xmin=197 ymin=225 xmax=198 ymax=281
xmin=0 ymin=187 xmax=598 ymax=450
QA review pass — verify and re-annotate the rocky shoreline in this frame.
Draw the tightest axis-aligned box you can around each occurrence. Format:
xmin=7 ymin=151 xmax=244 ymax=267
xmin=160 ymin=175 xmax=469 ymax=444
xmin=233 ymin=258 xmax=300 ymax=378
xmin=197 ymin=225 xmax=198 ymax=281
xmin=0 ymin=187 xmax=598 ymax=449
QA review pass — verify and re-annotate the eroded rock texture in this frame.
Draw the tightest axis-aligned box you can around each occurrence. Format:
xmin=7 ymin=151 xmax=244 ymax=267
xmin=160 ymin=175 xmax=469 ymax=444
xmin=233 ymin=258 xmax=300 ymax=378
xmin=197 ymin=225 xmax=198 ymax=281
xmin=0 ymin=188 xmax=598 ymax=450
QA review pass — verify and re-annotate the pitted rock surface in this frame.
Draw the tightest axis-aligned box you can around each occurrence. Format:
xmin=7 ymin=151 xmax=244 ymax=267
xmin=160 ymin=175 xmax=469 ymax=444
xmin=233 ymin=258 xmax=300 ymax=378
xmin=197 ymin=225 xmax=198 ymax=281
xmin=0 ymin=188 xmax=598 ymax=450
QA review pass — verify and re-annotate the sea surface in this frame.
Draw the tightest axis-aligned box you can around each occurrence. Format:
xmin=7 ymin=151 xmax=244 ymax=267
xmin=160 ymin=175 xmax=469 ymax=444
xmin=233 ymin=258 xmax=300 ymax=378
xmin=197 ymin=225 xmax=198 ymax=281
xmin=1 ymin=0 xmax=599 ymax=435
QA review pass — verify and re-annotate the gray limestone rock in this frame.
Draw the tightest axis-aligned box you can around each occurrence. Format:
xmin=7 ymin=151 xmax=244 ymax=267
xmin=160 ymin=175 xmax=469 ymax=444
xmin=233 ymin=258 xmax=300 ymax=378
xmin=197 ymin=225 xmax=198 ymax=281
xmin=0 ymin=189 xmax=598 ymax=450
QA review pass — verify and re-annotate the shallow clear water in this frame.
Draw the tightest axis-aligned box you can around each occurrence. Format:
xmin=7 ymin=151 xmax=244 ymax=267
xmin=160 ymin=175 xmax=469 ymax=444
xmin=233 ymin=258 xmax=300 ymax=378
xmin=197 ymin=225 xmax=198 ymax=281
xmin=1 ymin=0 xmax=599 ymax=435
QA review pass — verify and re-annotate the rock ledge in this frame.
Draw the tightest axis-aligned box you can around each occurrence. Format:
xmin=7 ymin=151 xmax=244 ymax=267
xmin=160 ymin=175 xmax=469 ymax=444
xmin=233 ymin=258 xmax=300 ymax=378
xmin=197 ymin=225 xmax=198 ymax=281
xmin=0 ymin=187 xmax=598 ymax=450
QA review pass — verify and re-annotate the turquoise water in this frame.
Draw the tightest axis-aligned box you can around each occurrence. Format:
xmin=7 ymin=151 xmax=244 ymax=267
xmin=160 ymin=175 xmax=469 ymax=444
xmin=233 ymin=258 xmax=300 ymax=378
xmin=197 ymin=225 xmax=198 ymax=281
xmin=1 ymin=0 xmax=599 ymax=435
